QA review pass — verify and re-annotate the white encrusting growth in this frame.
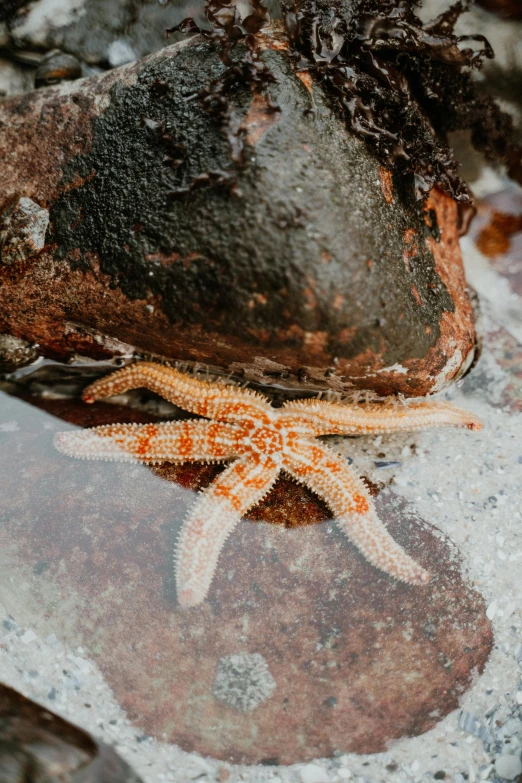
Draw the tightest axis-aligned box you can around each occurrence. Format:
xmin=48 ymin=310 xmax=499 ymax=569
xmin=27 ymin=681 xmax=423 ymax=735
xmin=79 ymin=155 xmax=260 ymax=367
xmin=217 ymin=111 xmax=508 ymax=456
xmin=54 ymin=362 xmax=482 ymax=607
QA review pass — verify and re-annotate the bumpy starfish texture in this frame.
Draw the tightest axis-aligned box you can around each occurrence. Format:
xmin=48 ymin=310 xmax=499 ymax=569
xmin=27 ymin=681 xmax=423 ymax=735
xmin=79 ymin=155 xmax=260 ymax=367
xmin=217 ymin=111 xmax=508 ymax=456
xmin=54 ymin=362 xmax=482 ymax=608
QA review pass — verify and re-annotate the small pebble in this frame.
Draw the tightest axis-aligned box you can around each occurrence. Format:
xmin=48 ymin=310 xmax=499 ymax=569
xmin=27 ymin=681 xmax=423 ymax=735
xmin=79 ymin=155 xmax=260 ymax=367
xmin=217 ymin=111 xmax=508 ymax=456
xmin=191 ymin=757 xmax=214 ymax=774
xmin=67 ymin=653 xmax=91 ymax=673
xmin=20 ymin=629 xmax=37 ymax=644
xmin=300 ymin=763 xmax=330 ymax=783
xmin=494 ymin=755 xmax=522 ymax=780
xmin=107 ymin=39 xmax=136 ymax=68
xmin=459 ymin=711 xmax=492 ymax=744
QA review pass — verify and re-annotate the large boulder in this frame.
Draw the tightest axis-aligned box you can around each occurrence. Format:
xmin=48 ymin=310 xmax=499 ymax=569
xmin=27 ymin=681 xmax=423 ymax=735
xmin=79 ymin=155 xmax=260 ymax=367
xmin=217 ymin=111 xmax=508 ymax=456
xmin=0 ymin=29 xmax=476 ymax=395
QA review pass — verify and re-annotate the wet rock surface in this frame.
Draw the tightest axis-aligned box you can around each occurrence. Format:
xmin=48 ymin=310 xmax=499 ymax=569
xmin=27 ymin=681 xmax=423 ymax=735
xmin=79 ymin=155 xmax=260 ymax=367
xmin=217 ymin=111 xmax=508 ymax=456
xmin=0 ymin=31 xmax=476 ymax=396
xmin=0 ymin=196 xmax=49 ymax=265
xmin=0 ymin=334 xmax=39 ymax=371
xmin=0 ymin=390 xmax=493 ymax=765
xmin=0 ymin=683 xmax=143 ymax=782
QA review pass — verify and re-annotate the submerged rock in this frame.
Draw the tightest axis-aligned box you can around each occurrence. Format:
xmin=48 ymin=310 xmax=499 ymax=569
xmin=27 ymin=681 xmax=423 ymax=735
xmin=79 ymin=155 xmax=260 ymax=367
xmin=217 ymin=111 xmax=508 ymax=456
xmin=0 ymin=27 xmax=476 ymax=396
xmin=0 ymin=392 xmax=493 ymax=765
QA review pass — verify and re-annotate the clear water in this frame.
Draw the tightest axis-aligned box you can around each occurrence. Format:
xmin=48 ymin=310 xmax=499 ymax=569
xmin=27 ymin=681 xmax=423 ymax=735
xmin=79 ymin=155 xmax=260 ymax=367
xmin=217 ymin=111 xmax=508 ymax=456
xmin=2 ymin=358 xmax=514 ymax=783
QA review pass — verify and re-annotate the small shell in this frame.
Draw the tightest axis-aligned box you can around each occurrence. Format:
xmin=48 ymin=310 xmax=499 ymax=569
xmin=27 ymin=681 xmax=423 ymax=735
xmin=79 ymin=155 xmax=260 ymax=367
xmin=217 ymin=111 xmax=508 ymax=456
xmin=0 ymin=197 xmax=49 ymax=265
xmin=35 ymin=52 xmax=82 ymax=88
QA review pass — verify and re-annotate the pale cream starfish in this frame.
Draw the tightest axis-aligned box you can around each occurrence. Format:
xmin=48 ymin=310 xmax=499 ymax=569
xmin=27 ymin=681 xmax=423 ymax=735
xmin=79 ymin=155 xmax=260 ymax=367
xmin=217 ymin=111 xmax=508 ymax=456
xmin=54 ymin=362 xmax=482 ymax=608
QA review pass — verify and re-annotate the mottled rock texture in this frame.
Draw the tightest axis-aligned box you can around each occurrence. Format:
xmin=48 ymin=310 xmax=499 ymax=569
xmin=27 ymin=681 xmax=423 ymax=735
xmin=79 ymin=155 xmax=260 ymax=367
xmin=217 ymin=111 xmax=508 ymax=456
xmin=0 ymin=29 xmax=476 ymax=396
xmin=0 ymin=334 xmax=38 ymax=371
xmin=0 ymin=391 xmax=493 ymax=765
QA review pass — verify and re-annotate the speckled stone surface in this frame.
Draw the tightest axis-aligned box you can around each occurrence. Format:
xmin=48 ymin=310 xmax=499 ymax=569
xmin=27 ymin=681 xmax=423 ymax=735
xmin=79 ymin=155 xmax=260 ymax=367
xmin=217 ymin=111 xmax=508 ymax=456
xmin=0 ymin=390 xmax=492 ymax=764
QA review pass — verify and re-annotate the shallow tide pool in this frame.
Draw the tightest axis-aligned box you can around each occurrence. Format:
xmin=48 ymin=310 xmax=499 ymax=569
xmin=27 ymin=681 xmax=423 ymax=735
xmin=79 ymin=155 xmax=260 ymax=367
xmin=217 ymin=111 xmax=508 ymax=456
xmin=1 ymin=206 xmax=522 ymax=783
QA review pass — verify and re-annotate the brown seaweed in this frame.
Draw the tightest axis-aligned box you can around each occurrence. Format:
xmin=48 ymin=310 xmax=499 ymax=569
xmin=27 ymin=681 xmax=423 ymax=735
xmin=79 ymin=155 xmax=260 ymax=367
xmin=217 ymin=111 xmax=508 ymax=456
xmin=171 ymin=0 xmax=522 ymax=221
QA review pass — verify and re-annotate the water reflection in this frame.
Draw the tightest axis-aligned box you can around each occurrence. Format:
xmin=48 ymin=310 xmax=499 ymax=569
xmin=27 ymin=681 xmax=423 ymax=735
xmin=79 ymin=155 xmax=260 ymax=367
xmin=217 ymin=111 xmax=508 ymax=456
xmin=0 ymin=382 xmax=492 ymax=765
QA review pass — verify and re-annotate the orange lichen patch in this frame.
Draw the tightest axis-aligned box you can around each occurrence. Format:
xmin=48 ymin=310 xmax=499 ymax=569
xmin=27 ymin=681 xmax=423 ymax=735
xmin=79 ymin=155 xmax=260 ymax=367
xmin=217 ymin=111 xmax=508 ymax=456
xmin=336 ymin=326 xmax=358 ymax=344
xmin=378 ymin=168 xmax=395 ymax=205
xmin=144 ymin=251 xmax=205 ymax=268
xmin=411 ymin=188 xmax=476 ymax=393
xmin=303 ymin=330 xmax=329 ymax=351
xmin=333 ymin=293 xmax=344 ymax=310
xmin=403 ymin=228 xmax=419 ymax=272
xmin=248 ymin=292 xmax=268 ymax=309
xmin=258 ymin=25 xmax=289 ymax=52
xmin=411 ymin=285 xmax=423 ymax=306
xmin=296 ymin=71 xmax=313 ymax=93
xmin=243 ymin=94 xmax=281 ymax=147
xmin=404 ymin=228 xmax=418 ymax=244
xmin=302 ymin=283 xmax=318 ymax=311
xmin=476 ymin=210 xmax=522 ymax=258
xmin=62 ymin=169 xmax=97 ymax=194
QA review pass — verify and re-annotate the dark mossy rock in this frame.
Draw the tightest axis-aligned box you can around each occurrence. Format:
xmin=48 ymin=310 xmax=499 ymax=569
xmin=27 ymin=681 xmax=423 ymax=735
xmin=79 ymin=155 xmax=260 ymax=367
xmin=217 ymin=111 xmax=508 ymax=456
xmin=0 ymin=28 xmax=475 ymax=396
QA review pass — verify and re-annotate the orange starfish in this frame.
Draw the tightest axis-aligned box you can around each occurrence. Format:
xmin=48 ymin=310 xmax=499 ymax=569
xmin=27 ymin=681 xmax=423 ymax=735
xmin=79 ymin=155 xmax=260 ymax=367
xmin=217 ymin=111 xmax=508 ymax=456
xmin=54 ymin=362 xmax=482 ymax=608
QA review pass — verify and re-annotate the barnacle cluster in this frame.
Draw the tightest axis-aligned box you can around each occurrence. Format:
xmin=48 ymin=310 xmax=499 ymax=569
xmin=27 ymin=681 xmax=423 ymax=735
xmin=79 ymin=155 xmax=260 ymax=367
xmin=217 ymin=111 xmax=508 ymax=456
xmin=172 ymin=0 xmax=522 ymax=222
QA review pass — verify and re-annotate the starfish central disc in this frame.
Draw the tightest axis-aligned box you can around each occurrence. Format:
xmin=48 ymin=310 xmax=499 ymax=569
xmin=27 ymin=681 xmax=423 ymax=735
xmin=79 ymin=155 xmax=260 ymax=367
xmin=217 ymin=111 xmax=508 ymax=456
xmin=249 ymin=426 xmax=283 ymax=456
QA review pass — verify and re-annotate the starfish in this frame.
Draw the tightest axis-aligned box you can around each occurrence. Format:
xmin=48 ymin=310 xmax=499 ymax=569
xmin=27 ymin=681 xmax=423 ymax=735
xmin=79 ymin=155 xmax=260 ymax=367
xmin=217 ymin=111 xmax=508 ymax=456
xmin=54 ymin=362 xmax=482 ymax=608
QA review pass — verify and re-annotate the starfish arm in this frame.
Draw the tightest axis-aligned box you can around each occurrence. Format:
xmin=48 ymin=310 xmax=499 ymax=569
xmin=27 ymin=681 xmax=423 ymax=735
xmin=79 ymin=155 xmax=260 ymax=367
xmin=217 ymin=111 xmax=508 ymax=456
xmin=82 ymin=362 xmax=272 ymax=422
xmin=280 ymin=398 xmax=482 ymax=436
xmin=282 ymin=440 xmax=429 ymax=585
xmin=175 ymin=456 xmax=280 ymax=608
xmin=54 ymin=420 xmax=243 ymax=464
